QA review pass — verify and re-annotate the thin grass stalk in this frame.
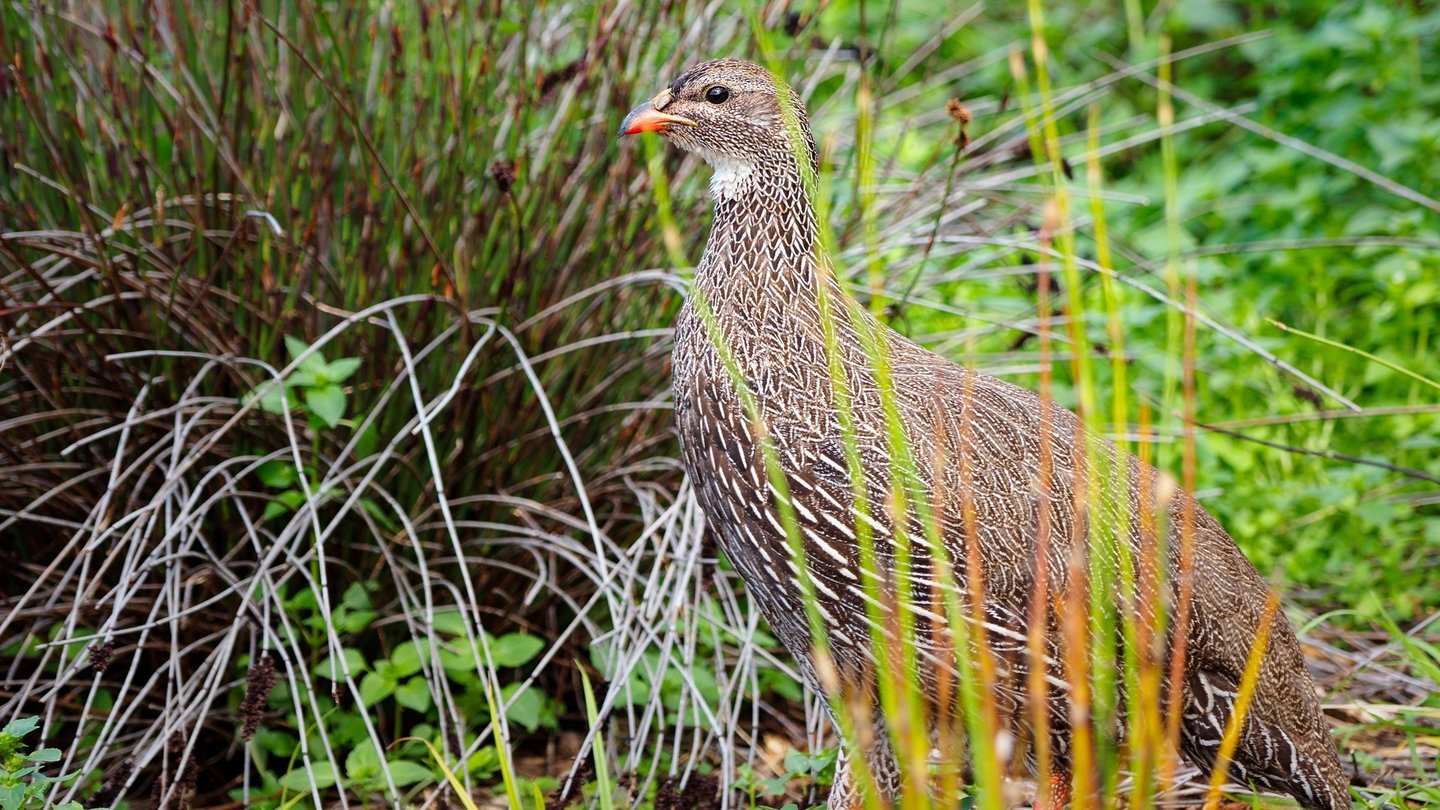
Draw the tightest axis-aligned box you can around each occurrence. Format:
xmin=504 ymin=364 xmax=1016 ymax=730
xmin=402 ymin=736 xmax=482 ymax=810
xmin=1153 ymin=35 xmax=1203 ymax=800
xmin=831 ymin=51 xmax=1009 ymax=802
xmin=1123 ymin=0 xmax=1147 ymax=58
xmin=856 ymin=64 xmax=885 ymax=318
xmin=1135 ymin=399 xmax=1176 ymax=803
xmin=812 ymin=218 xmax=890 ymax=810
xmin=690 ymin=279 xmax=880 ymax=807
xmin=920 ymin=110 xmax=982 ymax=810
xmin=1200 ymin=592 xmax=1282 ymax=810
xmin=817 ymin=157 xmax=893 ymax=810
xmin=579 ymin=665 xmax=617 ymax=810
xmin=1085 ymin=103 xmax=1160 ymax=808
xmin=1268 ymin=319 xmax=1440 ymax=391
xmin=840 ymin=53 xmax=943 ymax=810
xmin=754 ymin=20 xmax=899 ymax=809
xmin=815 ymin=37 xmax=922 ymax=801
xmin=1006 ymin=43 xmax=1063 ymax=810
xmin=948 ymin=378 xmax=1007 ymax=810
xmin=854 ymin=302 xmax=964 ymax=810
xmin=777 ymin=18 xmax=996 ymax=806
xmin=254 ymin=1 xmax=460 ymax=304
xmin=1027 ymin=3 xmax=1124 ymax=803
xmin=644 ymin=132 xmax=693 ymax=271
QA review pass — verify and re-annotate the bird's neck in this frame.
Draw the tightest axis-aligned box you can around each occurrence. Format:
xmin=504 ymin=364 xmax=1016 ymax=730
xmin=685 ymin=158 xmax=884 ymax=426
xmin=693 ymin=164 xmax=825 ymax=323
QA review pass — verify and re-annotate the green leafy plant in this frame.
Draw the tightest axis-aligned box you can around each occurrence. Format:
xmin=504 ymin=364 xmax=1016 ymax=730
xmin=247 ymin=336 xmax=362 ymax=430
xmin=734 ymin=747 xmax=838 ymax=805
xmin=232 ymin=597 xmax=557 ymax=808
xmin=244 ymin=336 xmax=372 ymax=521
xmin=0 ymin=717 xmax=87 ymax=810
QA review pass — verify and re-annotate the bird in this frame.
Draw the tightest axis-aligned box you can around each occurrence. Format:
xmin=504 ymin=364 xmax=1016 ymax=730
xmin=619 ymin=58 xmax=1349 ymax=810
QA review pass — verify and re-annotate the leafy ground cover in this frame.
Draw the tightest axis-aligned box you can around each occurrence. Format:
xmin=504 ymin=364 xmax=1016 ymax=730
xmin=1 ymin=1 xmax=1436 ymax=807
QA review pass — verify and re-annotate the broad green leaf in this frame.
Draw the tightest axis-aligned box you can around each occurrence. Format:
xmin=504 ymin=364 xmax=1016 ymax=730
xmin=314 ymin=648 xmax=366 ymax=681
xmin=3 ymin=716 xmax=39 ymax=737
xmin=390 ymin=641 xmax=424 ymax=678
xmin=287 ymin=370 xmax=318 ymax=388
xmin=689 ymin=664 xmax=720 ymax=708
xmin=489 ymin=633 xmax=544 ymax=668
xmin=283 ymin=335 xmax=309 ymax=362
xmin=328 ymin=710 xmax=369 ymax=747
xmin=466 ymin=746 xmax=501 ymax=779
xmin=325 ymin=357 xmax=362 ymax=382
xmin=253 ymin=728 xmax=297 ymax=758
xmin=359 ymin=671 xmax=396 ymax=707
xmin=284 ymin=336 xmax=326 ymax=373
xmin=307 ymin=384 xmax=345 ymax=428
xmin=262 ymin=489 xmax=305 ymax=521
xmin=257 ymin=461 xmax=297 ymax=489
xmin=359 ymin=497 xmax=398 ymax=532
xmin=499 ymin=683 xmax=544 ymax=732
xmin=341 ymin=582 xmax=372 ymax=610
xmin=430 ymin=610 xmax=470 ymax=636
xmin=339 ymin=608 xmax=376 ymax=633
xmin=280 ymin=760 xmax=336 ymax=791
xmin=438 ymin=641 xmax=477 ymax=674
xmin=354 ymin=423 xmax=380 ymax=460
xmin=385 ymin=759 xmax=434 ymax=787
xmin=588 ymin=639 xmax=618 ymax=678
xmin=286 ymin=587 xmax=317 ymax=612
xmin=395 ymin=677 xmax=432 ymax=713
xmin=345 ymin=742 xmax=381 ymax=781
xmin=256 ymin=382 xmax=293 ymax=414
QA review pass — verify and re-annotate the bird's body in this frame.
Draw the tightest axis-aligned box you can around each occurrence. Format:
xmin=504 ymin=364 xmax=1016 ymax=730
xmin=623 ymin=58 xmax=1349 ymax=810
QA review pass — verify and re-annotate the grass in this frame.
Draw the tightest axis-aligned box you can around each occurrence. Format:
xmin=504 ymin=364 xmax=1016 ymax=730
xmin=1 ymin=0 xmax=1437 ymax=808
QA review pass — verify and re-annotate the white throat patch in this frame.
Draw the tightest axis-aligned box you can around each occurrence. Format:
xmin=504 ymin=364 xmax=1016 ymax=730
xmin=702 ymin=151 xmax=758 ymax=201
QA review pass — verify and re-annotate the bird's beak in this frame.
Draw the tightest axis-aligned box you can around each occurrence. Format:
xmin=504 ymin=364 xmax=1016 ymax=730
xmin=619 ymin=90 xmax=698 ymax=137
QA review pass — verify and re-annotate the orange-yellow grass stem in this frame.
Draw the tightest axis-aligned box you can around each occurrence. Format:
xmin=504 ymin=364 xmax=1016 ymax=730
xmin=929 ymin=433 xmax=965 ymax=805
xmin=957 ymin=376 xmax=1007 ymax=808
xmin=1061 ymin=427 xmax=1098 ymax=809
xmin=1163 ymin=270 xmax=1202 ymax=776
xmin=1027 ymin=196 xmax=1061 ymax=810
xmin=1203 ymin=593 xmax=1283 ymax=809
xmin=1010 ymin=43 xmax=1063 ymax=810
xmin=1130 ymin=408 xmax=1169 ymax=806
xmin=1157 ymin=35 xmax=1201 ymax=796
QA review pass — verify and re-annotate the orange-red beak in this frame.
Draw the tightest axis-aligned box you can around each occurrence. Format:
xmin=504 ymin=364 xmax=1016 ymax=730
xmin=619 ymin=91 xmax=698 ymax=137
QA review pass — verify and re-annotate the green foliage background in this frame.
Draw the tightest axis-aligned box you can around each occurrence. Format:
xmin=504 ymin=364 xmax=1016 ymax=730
xmin=812 ymin=0 xmax=1440 ymax=618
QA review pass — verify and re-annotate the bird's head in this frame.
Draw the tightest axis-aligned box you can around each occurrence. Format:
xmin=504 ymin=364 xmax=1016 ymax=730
xmin=620 ymin=58 xmax=817 ymax=199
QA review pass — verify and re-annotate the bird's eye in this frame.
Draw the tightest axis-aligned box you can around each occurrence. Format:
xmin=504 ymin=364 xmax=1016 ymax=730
xmin=705 ymin=86 xmax=730 ymax=104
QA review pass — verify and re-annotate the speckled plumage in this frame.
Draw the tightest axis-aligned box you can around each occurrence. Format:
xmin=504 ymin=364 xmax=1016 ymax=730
xmin=623 ymin=58 xmax=1349 ymax=810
